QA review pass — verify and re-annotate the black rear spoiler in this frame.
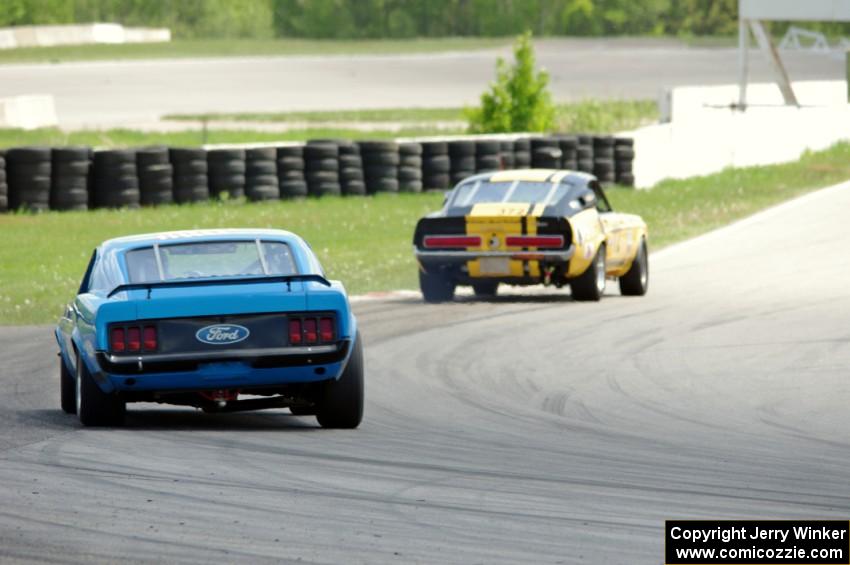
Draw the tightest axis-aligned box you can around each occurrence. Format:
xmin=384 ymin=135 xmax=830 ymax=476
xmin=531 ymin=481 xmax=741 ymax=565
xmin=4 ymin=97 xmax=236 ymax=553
xmin=107 ymin=274 xmax=331 ymax=298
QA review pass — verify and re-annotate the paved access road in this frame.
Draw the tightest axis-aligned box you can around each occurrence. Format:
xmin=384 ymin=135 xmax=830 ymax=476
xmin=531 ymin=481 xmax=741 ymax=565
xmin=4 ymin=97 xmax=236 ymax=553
xmin=0 ymin=38 xmax=842 ymax=128
xmin=1 ymin=183 xmax=850 ymax=563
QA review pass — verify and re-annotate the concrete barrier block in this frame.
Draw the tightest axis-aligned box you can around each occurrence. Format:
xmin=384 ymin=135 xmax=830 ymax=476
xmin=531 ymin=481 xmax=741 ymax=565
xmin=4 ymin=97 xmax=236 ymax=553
xmin=34 ymin=24 xmax=97 ymax=47
xmin=0 ymin=95 xmax=58 ymax=129
xmin=124 ymin=27 xmax=171 ymax=43
xmin=11 ymin=26 xmax=40 ymax=48
xmin=91 ymin=23 xmax=125 ymax=44
xmin=0 ymin=23 xmax=170 ymax=49
xmin=0 ymin=29 xmax=16 ymax=49
xmin=626 ymin=80 xmax=850 ymax=188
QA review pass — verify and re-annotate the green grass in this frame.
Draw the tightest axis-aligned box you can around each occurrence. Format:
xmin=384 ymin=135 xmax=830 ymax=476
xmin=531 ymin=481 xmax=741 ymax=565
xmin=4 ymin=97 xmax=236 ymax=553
xmin=0 ymin=126 xmax=465 ymax=149
xmin=165 ymin=108 xmax=467 ymax=124
xmin=0 ymin=38 xmax=510 ymax=65
xmin=0 ymin=98 xmax=657 ymax=149
xmin=552 ymin=100 xmax=658 ymax=133
xmin=0 ymin=193 xmax=444 ymax=325
xmin=165 ymin=99 xmax=659 ymax=134
xmin=3 ymin=141 xmax=850 ymax=325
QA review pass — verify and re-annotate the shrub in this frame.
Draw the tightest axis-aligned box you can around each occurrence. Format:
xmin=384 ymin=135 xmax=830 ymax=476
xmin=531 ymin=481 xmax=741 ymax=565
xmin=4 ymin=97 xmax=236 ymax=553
xmin=466 ymin=32 xmax=555 ymax=133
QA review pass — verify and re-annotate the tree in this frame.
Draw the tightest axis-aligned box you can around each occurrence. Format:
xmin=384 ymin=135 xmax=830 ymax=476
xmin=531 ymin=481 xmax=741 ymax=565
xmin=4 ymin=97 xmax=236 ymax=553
xmin=466 ymin=32 xmax=555 ymax=133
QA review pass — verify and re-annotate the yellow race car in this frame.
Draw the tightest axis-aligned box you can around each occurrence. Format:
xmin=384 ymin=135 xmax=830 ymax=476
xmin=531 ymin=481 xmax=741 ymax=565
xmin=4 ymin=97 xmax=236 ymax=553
xmin=412 ymin=169 xmax=648 ymax=302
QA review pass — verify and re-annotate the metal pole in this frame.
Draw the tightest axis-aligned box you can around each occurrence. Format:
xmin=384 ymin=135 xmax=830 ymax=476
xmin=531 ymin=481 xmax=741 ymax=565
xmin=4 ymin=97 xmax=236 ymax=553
xmin=738 ymin=18 xmax=749 ymax=110
xmin=750 ymin=19 xmax=799 ymax=107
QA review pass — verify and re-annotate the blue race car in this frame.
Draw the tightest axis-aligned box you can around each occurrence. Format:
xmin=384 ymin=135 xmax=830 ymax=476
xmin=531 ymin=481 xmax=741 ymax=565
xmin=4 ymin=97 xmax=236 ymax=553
xmin=55 ymin=229 xmax=363 ymax=428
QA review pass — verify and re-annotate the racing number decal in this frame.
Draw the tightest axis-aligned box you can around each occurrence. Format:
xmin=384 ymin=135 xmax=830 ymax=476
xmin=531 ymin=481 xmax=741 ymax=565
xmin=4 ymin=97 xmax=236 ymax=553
xmin=465 ymin=204 xmax=542 ymax=279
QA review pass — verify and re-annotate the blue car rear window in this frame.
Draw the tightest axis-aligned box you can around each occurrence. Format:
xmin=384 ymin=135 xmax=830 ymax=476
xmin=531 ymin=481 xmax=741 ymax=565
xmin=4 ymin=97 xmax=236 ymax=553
xmin=125 ymin=241 xmax=297 ymax=283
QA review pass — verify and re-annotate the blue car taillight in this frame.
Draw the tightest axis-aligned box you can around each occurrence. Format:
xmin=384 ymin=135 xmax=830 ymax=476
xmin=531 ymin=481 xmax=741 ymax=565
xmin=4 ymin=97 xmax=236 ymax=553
xmin=110 ymin=324 xmax=158 ymax=353
xmin=143 ymin=326 xmax=157 ymax=351
xmin=288 ymin=319 xmax=303 ymax=345
xmin=303 ymin=319 xmax=318 ymax=343
xmin=288 ymin=314 xmax=335 ymax=346
xmin=319 ymin=317 xmax=334 ymax=342
xmin=111 ymin=327 xmax=125 ymax=352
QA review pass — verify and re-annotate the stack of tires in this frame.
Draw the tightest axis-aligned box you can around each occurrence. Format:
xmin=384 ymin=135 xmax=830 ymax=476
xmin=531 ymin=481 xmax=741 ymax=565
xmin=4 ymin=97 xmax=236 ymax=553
xmin=577 ymin=135 xmax=594 ymax=174
xmin=475 ymin=140 xmax=501 ymax=173
xmin=170 ymin=148 xmax=209 ymax=203
xmin=6 ymin=147 xmax=51 ymax=211
xmin=614 ymin=138 xmax=635 ymax=187
xmin=531 ymin=137 xmax=561 ymax=168
xmin=555 ymin=135 xmax=578 ymax=170
xmin=92 ymin=150 xmax=139 ymax=209
xmin=398 ymin=142 xmax=423 ymax=192
xmin=304 ymin=142 xmax=341 ymax=197
xmin=448 ymin=140 xmax=475 ymax=185
xmin=513 ymin=138 xmax=531 ymax=169
xmin=207 ymin=148 xmax=245 ymax=200
xmin=421 ymin=141 xmax=450 ymax=190
xmin=592 ymin=136 xmax=616 ymax=184
xmin=137 ymin=147 xmax=173 ymax=206
xmin=338 ymin=142 xmax=366 ymax=196
xmin=0 ymin=150 xmax=6 ymax=212
xmin=50 ymin=147 xmax=90 ymax=211
xmin=245 ymin=147 xmax=279 ymax=201
xmin=360 ymin=141 xmax=399 ymax=194
xmin=500 ymin=140 xmax=515 ymax=169
xmin=277 ymin=146 xmax=308 ymax=199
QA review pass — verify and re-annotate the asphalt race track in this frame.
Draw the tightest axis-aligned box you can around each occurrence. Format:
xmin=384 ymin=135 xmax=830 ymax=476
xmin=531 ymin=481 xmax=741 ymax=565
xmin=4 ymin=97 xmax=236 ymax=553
xmin=0 ymin=38 xmax=842 ymax=128
xmin=1 ymin=183 xmax=849 ymax=563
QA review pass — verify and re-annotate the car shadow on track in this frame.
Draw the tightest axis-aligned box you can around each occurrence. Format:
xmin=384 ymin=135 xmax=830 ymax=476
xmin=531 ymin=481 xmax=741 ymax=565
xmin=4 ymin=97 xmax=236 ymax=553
xmin=454 ymin=294 xmax=575 ymax=304
xmin=413 ymin=294 xmax=630 ymax=305
xmin=33 ymin=408 xmax=324 ymax=432
xmin=124 ymin=409 xmax=323 ymax=431
xmin=379 ymin=293 xmax=577 ymax=306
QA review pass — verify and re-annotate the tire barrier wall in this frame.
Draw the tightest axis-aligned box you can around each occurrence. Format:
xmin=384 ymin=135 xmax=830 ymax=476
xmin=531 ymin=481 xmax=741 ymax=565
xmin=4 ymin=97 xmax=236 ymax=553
xmin=170 ymin=148 xmax=208 ymax=204
xmin=448 ymin=140 xmax=475 ymax=186
xmin=245 ymin=147 xmax=279 ymax=201
xmin=207 ymin=148 xmax=244 ymax=201
xmin=51 ymin=147 xmax=90 ymax=211
xmin=92 ymin=150 xmax=140 ymax=209
xmin=475 ymin=140 xmax=501 ymax=174
xmin=6 ymin=146 xmax=51 ymax=211
xmin=1 ymin=134 xmax=635 ymax=212
xmin=137 ymin=147 xmax=173 ymax=206
xmin=338 ymin=141 xmax=366 ymax=196
xmin=614 ymin=137 xmax=635 ymax=187
xmin=422 ymin=141 xmax=450 ymax=191
xmin=304 ymin=141 xmax=342 ymax=197
xmin=277 ymin=145 xmax=307 ymax=198
xmin=399 ymin=143 xmax=423 ymax=193
xmin=0 ymin=150 xmax=6 ymax=212
xmin=360 ymin=141 xmax=399 ymax=194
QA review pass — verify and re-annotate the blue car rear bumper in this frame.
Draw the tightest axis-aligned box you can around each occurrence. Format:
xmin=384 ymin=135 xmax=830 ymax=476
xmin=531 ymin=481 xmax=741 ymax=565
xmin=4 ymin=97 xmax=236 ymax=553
xmin=90 ymin=340 xmax=351 ymax=393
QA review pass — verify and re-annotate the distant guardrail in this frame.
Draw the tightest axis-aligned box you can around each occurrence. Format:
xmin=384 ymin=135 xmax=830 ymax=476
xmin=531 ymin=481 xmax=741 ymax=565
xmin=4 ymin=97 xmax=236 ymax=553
xmin=0 ymin=134 xmax=635 ymax=213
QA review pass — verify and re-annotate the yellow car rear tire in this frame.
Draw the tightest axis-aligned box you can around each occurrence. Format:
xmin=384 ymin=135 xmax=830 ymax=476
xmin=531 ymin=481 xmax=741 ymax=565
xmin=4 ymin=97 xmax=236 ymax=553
xmin=472 ymin=281 xmax=498 ymax=297
xmin=420 ymin=270 xmax=456 ymax=303
xmin=571 ymin=244 xmax=606 ymax=302
xmin=619 ymin=239 xmax=649 ymax=296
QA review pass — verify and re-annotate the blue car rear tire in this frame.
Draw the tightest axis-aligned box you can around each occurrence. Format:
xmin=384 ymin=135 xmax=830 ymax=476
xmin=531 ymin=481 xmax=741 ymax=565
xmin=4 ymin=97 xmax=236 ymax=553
xmin=60 ymin=358 xmax=76 ymax=415
xmin=77 ymin=354 xmax=126 ymax=427
xmin=316 ymin=332 xmax=364 ymax=429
